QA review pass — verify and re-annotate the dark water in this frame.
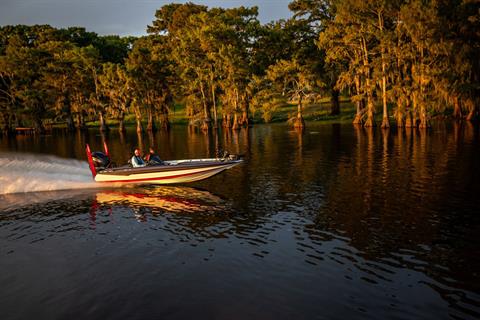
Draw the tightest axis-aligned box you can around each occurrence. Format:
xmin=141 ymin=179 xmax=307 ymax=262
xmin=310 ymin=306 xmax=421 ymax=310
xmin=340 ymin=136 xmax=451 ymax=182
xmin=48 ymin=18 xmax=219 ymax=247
xmin=0 ymin=122 xmax=479 ymax=320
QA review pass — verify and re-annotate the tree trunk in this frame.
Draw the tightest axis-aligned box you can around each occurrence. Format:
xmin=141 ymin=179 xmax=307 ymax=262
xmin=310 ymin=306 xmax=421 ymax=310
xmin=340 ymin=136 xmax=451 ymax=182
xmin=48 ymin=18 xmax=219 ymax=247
xmin=361 ymin=37 xmax=375 ymax=128
xmin=99 ymin=112 xmax=109 ymax=132
xmin=61 ymin=94 xmax=75 ymax=132
xmin=418 ymin=113 xmax=429 ymax=128
xmin=136 ymin=130 xmax=144 ymax=153
xmin=224 ymin=114 xmax=232 ymax=128
xmin=330 ymin=88 xmax=340 ymax=116
xmin=418 ymin=103 xmax=430 ymax=129
xmin=118 ymin=119 xmax=125 ymax=132
xmin=201 ymin=86 xmax=211 ymax=131
xmin=6 ymin=114 xmax=14 ymax=134
xmin=136 ymin=117 xmax=143 ymax=133
xmin=201 ymin=118 xmax=211 ymax=131
xmin=381 ymin=116 xmax=390 ymax=128
xmin=411 ymin=92 xmax=419 ymax=127
xmin=466 ymin=110 xmax=475 ymax=121
xmin=294 ymin=96 xmax=305 ymax=129
xmin=13 ymin=113 xmax=20 ymax=128
xmin=147 ymin=107 xmax=156 ymax=132
xmin=405 ymin=111 xmax=414 ymax=128
xmin=466 ymin=99 xmax=478 ymax=121
xmin=231 ymin=89 xmax=240 ymax=130
xmin=241 ymin=111 xmax=249 ymax=127
xmin=212 ymin=84 xmax=218 ymax=129
xmin=396 ymin=111 xmax=404 ymax=127
xmin=364 ymin=98 xmax=376 ymax=127
xmin=352 ymin=76 xmax=363 ymax=125
xmin=417 ymin=47 xmax=429 ymax=129
xmin=1 ymin=113 xmax=10 ymax=134
xmin=380 ymin=75 xmax=389 ymax=128
xmin=33 ymin=116 xmax=45 ymax=134
xmin=118 ymin=111 xmax=126 ymax=133
xmin=75 ymin=114 xmax=86 ymax=130
xmin=352 ymin=106 xmax=363 ymax=124
xmin=199 ymin=82 xmax=211 ymax=125
xmin=221 ymin=114 xmax=227 ymax=128
xmin=11 ymin=114 xmax=18 ymax=132
xmin=159 ymin=112 xmax=170 ymax=130
xmin=240 ymin=95 xmax=249 ymax=127
xmin=396 ymin=98 xmax=406 ymax=128
xmin=232 ymin=113 xmax=240 ymax=130
xmin=453 ymin=96 xmax=462 ymax=119
xmin=66 ymin=113 xmax=75 ymax=132
xmin=379 ymin=12 xmax=389 ymax=129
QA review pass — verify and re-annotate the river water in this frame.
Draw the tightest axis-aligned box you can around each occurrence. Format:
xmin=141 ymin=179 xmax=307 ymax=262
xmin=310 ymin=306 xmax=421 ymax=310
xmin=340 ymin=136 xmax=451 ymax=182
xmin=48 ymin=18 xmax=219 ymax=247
xmin=0 ymin=122 xmax=479 ymax=319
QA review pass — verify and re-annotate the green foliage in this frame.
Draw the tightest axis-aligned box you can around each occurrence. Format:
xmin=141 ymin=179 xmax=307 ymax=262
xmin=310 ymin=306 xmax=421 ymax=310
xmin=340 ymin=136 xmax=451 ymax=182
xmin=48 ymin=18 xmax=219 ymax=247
xmin=126 ymin=35 xmax=175 ymax=130
xmin=318 ymin=0 xmax=480 ymax=126
xmin=0 ymin=1 xmax=478 ymax=132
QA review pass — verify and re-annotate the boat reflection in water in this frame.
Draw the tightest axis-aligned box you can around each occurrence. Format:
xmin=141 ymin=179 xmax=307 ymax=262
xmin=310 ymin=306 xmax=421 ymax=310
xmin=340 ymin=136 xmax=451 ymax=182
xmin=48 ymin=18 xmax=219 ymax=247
xmin=0 ymin=186 xmax=227 ymax=224
xmin=91 ymin=186 xmax=227 ymax=222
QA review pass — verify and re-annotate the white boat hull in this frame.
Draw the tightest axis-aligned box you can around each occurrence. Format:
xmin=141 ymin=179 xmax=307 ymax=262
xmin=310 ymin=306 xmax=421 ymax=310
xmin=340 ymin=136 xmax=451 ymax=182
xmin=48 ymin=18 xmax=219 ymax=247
xmin=94 ymin=159 xmax=242 ymax=184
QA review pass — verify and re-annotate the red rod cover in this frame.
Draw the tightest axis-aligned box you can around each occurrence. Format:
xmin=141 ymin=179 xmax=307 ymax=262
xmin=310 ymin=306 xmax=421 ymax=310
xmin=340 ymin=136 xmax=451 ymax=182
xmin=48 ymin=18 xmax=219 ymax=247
xmin=103 ymin=141 xmax=110 ymax=157
xmin=86 ymin=144 xmax=97 ymax=178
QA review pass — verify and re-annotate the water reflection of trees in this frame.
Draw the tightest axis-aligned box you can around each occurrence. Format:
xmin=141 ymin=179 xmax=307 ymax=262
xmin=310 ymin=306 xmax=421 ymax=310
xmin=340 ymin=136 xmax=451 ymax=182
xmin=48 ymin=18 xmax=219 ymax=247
xmin=304 ymin=124 xmax=480 ymax=315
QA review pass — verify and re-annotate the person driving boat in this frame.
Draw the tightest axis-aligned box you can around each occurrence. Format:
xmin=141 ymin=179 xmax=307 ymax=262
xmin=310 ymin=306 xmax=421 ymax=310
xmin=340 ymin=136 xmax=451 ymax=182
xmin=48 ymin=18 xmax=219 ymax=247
xmin=131 ymin=148 xmax=146 ymax=167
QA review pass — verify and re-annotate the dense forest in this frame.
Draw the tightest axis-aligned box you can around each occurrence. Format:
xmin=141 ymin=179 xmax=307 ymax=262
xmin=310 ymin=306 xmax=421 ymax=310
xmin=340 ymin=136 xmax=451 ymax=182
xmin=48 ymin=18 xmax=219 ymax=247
xmin=0 ymin=0 xmax=478 ymax=133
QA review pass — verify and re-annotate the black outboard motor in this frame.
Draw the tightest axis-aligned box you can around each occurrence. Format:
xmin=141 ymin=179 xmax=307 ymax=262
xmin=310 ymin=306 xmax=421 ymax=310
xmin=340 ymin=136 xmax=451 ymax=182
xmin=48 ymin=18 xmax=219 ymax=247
xmin=91 ymin=151 xmax=110 ymax=169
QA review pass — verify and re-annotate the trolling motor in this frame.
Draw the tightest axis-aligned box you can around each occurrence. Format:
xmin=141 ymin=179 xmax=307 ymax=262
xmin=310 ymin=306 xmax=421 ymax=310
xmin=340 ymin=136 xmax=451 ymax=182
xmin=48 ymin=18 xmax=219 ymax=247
xmin=215 ymin=149 xmax=241 ymax=161
xmin=86 ymin=142 xmax=111 ymax=178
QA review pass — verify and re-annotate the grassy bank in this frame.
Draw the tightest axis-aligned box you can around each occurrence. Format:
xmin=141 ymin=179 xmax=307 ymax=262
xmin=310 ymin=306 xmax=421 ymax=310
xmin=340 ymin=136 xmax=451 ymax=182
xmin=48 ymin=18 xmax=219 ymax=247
xmin=261 ymin=97 xmax=355 ymax=124
xmin=82 ymin=99 xmax=357 ymax=129
xmin=53 ymin=98 xmax=449 ymax=130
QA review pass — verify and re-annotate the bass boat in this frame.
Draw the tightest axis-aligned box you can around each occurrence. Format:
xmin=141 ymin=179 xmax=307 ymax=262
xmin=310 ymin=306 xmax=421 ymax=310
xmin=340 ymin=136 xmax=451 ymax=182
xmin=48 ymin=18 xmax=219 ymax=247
xmin=86 ymin=143 xmax=242 ymax=184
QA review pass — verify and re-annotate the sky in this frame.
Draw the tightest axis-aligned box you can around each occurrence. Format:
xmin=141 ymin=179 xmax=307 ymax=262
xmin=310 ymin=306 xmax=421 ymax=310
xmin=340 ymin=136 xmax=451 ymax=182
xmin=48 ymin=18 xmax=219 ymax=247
xmin=0 ymin=0 xmax=293 ymax=36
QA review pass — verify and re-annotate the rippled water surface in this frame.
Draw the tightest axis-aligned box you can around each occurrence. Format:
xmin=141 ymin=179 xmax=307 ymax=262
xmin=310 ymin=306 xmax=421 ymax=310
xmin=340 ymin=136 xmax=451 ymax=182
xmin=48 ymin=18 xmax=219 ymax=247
xmin=0 ymin=123 xmax=479 ymax=320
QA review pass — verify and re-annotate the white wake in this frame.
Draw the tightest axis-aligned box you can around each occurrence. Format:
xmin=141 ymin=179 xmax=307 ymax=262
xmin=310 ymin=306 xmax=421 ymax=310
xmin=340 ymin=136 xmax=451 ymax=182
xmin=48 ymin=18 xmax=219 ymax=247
xmin=0 ymin=152 xmax=98 ymax=194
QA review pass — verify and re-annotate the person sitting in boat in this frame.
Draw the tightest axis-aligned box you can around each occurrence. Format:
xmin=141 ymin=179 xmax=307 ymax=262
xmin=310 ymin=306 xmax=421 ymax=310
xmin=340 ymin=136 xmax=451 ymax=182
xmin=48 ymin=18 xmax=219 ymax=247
xmin=131 ymin=148 xmax=146 ymax=167
xmin=144 ymin=147 xmax=164 ymax=165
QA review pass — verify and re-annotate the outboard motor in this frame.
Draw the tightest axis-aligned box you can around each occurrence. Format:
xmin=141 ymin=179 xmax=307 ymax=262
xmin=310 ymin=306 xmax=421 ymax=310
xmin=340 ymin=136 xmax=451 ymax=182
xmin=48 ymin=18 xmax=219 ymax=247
xmin=86 ymin=143 xmax=111 ymax=179
xmin=91 ymin=152 xmax=110 ymax=169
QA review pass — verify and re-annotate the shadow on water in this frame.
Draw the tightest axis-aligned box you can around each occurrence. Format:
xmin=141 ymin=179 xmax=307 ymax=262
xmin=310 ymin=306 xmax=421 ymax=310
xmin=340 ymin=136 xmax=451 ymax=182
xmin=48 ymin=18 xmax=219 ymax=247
xmin=0 ymin=123 xmax=479 ymax=319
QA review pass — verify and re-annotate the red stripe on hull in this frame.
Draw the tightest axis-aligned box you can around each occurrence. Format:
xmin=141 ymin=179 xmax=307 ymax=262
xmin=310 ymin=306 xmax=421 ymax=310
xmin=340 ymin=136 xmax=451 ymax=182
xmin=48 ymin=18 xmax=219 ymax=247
xmin=97 ymin=166 xmax=223 ymax=184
